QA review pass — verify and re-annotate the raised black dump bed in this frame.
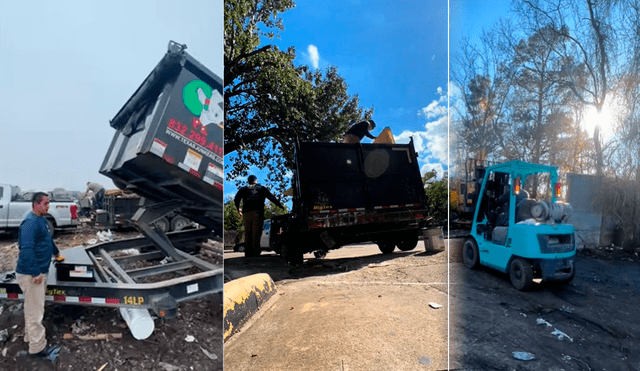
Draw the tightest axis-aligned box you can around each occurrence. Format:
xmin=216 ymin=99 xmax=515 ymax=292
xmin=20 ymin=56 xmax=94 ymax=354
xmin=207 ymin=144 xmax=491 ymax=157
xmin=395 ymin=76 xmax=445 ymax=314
xmin=1 ymin=42 xmax=223 ymax=338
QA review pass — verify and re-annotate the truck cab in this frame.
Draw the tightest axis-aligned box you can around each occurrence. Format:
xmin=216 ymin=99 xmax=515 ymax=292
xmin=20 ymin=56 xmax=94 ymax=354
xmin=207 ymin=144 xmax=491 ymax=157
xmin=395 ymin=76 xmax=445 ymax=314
xmin=463 ymin=161 xmax=576 ymax=290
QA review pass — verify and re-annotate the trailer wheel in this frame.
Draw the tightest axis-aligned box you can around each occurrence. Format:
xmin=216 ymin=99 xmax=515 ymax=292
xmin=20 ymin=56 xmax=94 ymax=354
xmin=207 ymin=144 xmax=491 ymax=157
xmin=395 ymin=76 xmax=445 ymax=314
xmin=510 ymin=258 xmax=533 ymax=291
xmin=154 ymin=217 xmax=169 ymax=233
xmin=170 ymin=216 xmax=190 ymax=232
xmin=377 ymin=241 xmax=395 ymax=254
xmin=45 ymin=218 xmax=56 ymax=238
xmin=396 ymin=232 xmax=419 ymax=251
xmin=462 ymin=238 xmax=479 ymax=269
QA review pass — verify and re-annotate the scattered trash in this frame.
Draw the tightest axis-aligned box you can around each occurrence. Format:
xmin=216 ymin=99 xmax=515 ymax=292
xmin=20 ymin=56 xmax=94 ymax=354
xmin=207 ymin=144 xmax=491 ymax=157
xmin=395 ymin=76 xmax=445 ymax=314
xmin=562 ymin=355 xmax=572 ymax=361
xmin=0 ymin=306 xmax=3 ymax=316
xmin=520 ymin=313 xmax=527 ymax=317
xmin=561 ymin=305 xmax=573 ymax=313
xmin=368 ymin=262 xmax=390 ymax=268
xmin=97 ymin=230 xmax=113 ymax=242
xmin=418 ymin=356 xmax=433 ymax=366
xmin=428 ymin=302 xmax=443 ymax=309
xmin=551 ymin=328 xmax=573 ymax=342
xmin=87 ymin=239 xmax=98 ymax=245
xmin=503 ymin=309 xmax=509 ymax=317
xmin=185 ymin=335 xmax=195 ymax=342
xmin=512 ymin=351 xmax=535 ymax=361
xmin=160 ymin=257 xmax=171 ymax=265
xmin=536 ymin=318 xmax=553 ymax=327
xmin=0 ymin=329 xmax=8 ymax=344
xmin=2 ymin=347 xmax=6 ymax=357
xmin=159 ymin=362 xmax=182 ymax=371
xmin=120 ymin=248 xmax=140 ymax=256
xmin=97 ymin=362 xmax=108 ymax=371
xmin=63 ymin=333 xmax=122 ymax=340
xmin=200 ymin=346 xmax=218 ymax=360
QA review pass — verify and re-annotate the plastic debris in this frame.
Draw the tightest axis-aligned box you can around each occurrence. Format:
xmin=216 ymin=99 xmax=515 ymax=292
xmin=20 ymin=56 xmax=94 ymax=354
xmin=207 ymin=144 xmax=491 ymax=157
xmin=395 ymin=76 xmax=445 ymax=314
xmin=551 ymin=328 xmax=573 ymax=342
xmin=200 ymin=346 xmax=218 ymax=360
xmin=159 ymin=362 xmax=182 ymax=371
xmin=2 ymin=348 xmax=7 ymax=357
xmin=536 ymin=318 xmax=553 ymax=327
xmin=562 ymin=355 xmax=572 ymax=361
xmin=97 ymin=230 xmax=113 ymax=242
xmin=561 ymin=305 xmax=573 ymax=313
xmin=185 ymin=335 xmax=195 ymax=342
xmin=428 ymin=302 xmax=443 ymax=309
xmin=87 ymin=238 xmax=98 ymax=245
xmin=520 ymin=313 xmax=527 ymax=317
xmin=512 ymin=351 xmax=535 ymax=361
xmin=0 ymin=329 xmax=8 ymax=344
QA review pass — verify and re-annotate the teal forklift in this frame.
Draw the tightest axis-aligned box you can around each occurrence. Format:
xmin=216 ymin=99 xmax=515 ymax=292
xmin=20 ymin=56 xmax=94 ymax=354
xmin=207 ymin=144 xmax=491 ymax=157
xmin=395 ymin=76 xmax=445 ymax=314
xmin=463 ymin=160 xmax=576 ymax=290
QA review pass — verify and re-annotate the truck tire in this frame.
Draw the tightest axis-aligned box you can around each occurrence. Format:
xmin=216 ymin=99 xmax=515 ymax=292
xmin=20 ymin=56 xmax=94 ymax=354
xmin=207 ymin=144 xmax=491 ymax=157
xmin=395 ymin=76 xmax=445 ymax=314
xmin=154 ymin=217 xmax=170 ymax=233
xmin=462 ymin=238 xmax=479 ymax=269
xmin=510 ymin=258 xmax=533 ymax=291
xmin=170 ymin=216 xmax=190 ymax=232
xmin=46 ymin=218 xmax=56 ymax=238
xmin=279 ymin=238 xmax=303 ymax=265
xmin=377 ymin=241 xmax=395 ymax=254
xmin=396 ymin=232 xmax=419 ymax=251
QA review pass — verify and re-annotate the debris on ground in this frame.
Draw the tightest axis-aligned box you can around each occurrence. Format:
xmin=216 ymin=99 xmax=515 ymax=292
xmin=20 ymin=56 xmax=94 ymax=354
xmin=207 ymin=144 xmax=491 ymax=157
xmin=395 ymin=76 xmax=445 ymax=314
xmin=512 ymin=351 xmax=535 ymax=361
xmin=428 ymin=302 xmax=443 ymax=309
xmin=551 ymin=328 xmax=574 ymax=342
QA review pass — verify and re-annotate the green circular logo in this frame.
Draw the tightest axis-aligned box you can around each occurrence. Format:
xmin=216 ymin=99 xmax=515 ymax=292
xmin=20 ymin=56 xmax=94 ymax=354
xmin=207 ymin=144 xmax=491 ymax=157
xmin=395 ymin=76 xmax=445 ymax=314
xmin=183 ymin=80 xmax=213 ymax=116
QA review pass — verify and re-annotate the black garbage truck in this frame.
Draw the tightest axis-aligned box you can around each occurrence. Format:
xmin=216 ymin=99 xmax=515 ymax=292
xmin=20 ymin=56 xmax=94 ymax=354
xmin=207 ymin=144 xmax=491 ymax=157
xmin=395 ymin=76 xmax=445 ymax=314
xmin=271 ymin=140 xmax=431 ymax=264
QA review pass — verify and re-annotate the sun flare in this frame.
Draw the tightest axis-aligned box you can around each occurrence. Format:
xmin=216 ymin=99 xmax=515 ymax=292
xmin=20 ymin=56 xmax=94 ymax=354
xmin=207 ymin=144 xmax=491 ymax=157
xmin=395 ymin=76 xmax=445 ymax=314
xmin=581 ymin=100 xmax=618 ymax=140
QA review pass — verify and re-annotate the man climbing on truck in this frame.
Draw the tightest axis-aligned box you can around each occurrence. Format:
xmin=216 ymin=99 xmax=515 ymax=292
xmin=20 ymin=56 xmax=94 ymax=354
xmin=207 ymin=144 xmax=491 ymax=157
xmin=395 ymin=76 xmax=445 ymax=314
xmin=234 ymin=175 xmax=284 ymax=257
xmin=342 ymin=119 xmax=378 ymax=143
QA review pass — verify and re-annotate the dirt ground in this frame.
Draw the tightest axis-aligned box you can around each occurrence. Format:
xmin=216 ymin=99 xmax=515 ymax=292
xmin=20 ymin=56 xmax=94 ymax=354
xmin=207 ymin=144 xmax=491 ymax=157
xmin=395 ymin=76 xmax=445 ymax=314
xmin=448 ymin=238 xmax=640 ymax=371
xmin=0 ymin=226 xmax=223 ymax=371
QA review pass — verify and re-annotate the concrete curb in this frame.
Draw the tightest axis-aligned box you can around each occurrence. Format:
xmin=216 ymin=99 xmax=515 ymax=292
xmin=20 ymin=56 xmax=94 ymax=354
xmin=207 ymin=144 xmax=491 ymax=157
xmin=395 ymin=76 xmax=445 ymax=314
xmin=223 ymin=273 xmax=276 ymax=341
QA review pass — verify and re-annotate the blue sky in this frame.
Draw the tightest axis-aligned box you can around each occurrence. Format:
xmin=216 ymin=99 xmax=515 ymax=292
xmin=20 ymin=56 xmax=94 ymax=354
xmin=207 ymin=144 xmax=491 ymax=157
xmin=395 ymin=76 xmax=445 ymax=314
xmin=224 ymin=0 xmax=449 ymax=202
xmin=0 ymin=0 xmax=222 ymax=193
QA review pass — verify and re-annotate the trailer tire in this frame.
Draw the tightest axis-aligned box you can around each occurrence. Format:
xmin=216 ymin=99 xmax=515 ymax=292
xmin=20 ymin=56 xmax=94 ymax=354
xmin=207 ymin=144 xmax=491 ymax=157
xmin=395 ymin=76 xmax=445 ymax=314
xmin=510 ymin=258 xmax=533 ymax=291
xmin=45 ymin=218 xmax=56 ymax=238
xmin=170 ymin=216 xmax=190 ymax=232
xmin=396 ymin=232 xmax=419 ymax=251
xmin=462 ymin=238 xmax=479 ymax=269
xmin=154 ymin=217 xmax=170 ymax=233
xmin=377 ymin=241 xmax=395 ymax=254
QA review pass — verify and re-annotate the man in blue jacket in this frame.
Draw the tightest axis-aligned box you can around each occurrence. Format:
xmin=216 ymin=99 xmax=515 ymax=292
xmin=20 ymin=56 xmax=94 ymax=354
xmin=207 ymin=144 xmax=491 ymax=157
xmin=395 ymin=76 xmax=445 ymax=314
xmin=16 ymin=192 xmax=63 ymax=358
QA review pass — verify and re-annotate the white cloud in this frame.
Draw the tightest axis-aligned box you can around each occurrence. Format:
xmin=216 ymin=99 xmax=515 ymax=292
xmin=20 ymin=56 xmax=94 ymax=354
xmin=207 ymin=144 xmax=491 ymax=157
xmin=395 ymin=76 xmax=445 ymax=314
xmin=421 ymin=100 xmax=447 ymax=119
xmin=420 ymin=162 xmax=445 ymax=179
xmin=308 ymin=44 xmax=320 ymax=69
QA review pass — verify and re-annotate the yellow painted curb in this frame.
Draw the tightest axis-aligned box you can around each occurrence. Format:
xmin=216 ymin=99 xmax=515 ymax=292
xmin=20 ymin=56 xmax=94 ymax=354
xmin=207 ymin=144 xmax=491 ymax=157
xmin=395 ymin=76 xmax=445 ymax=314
xmin=223 ymin=273 xmax=276 ymax=340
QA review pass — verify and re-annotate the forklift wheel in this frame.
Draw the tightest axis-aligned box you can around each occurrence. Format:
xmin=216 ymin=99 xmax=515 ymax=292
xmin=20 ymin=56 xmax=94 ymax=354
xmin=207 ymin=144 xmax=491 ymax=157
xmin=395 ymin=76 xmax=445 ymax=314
xmin=509 ymin=258 xmax=533 ymax=291
xmin=462 ymin=238 xmax=479 ymax=269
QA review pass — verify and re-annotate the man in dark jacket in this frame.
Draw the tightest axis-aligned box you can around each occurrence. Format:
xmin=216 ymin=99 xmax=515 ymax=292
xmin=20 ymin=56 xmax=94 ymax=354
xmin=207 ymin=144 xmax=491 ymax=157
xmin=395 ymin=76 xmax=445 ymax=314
xmin=234 ymin=175 xmax=284 ymax=257
xmin=16 ymin=192 xmax=63 ymax=358
xmin=342 ymin=119 xmax=377 ymax=143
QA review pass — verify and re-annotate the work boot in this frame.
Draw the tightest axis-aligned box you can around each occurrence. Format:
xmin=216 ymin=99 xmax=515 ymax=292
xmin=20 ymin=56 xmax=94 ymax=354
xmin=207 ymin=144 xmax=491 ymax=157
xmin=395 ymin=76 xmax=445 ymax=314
xmin=22 ymin=344 xmax=61 ymax=361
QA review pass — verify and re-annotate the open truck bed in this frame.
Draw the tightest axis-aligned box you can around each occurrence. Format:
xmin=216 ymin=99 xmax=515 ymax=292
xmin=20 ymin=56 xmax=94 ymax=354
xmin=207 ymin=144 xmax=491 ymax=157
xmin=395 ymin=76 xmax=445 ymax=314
xmin=0 ymin=41 xmax=223 ymax=339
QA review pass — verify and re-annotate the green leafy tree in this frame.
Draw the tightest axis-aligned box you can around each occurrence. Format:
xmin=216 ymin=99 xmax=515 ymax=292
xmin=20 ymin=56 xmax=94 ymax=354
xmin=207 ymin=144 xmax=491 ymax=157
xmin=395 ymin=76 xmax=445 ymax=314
xmin=223 ymin=197 xmax=242 ymax=231
xmin=224 ymin=0 xmax=372 ymax=196
xmin=422 ymin=170 xmax=451 ymax=226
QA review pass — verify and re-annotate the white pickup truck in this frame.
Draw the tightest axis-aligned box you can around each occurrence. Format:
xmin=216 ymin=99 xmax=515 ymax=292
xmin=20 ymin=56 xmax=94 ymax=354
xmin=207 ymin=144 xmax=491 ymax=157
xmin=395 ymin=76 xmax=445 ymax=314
xmin=0 ymin=183 xmax=78 ymax=236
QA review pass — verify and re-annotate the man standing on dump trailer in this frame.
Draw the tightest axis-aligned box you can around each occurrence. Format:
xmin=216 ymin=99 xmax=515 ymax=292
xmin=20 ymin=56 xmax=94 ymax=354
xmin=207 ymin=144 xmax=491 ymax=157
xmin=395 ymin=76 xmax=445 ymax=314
xmin=16 ymin=192 xmax=63 ymax=358
xmin=342 ymin=119 xmax=377 ymax=143
xmin=234 ymin=175 xmax=284 ymax=257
